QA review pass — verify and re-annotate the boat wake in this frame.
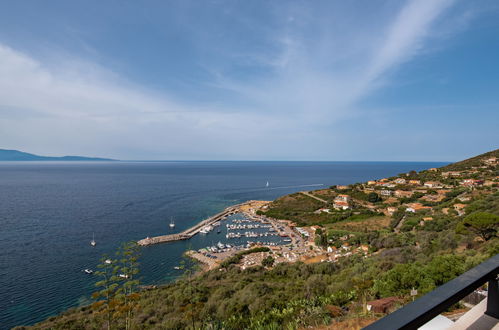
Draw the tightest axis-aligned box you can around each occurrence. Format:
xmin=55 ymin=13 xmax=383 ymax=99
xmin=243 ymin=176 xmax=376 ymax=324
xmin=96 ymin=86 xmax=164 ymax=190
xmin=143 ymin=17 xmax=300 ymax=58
xmin=266 ymin=183 xmax=324 ymax=190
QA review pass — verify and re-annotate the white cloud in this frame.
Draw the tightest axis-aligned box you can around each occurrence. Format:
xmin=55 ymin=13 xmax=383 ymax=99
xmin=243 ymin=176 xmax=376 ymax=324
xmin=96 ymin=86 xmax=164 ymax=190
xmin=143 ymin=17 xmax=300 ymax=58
xmin=0 ymin=0 xmax=465 ymax=160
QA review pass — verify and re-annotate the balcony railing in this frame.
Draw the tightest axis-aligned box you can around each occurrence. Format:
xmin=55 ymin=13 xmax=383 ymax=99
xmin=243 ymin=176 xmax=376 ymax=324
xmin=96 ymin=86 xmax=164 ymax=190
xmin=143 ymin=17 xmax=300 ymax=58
xmin=364 ymin=253 xmax=499 ymax=330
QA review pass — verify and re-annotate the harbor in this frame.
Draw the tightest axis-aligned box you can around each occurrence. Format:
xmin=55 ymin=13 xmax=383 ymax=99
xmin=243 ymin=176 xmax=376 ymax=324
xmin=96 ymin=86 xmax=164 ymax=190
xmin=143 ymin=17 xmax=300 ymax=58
xmin=137 ymin=201 xmax=258 ymax=246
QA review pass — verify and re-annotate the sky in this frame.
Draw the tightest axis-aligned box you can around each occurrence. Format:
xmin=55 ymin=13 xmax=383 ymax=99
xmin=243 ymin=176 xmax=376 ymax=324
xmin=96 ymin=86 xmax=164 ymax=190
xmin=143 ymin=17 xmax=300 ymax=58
xmin=0 ymin=0 xmax=498 ymax=161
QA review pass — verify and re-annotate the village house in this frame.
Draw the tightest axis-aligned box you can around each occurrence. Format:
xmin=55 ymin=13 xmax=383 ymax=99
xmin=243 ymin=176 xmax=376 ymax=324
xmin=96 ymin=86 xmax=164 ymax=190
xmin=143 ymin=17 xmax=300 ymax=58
xmin=395 ymin=190 xmax=413 ymax=198
xmin=314 ymin=208 xmax=331 ymax=214
xmin=453 ymin=203 xmax=466 ymax=216
xmin=406 ymin=203 xmax=432 ymax=213
xmin=420 ymin=216 xmax=433 ymax=225
xmin=437 ymin=189 xmax=451 ymax=195
xmin=423 ymin=217 xmax=433 ymax=221
xmin=462 ymin=179 xmax=484 ymax=187
xmin=421 ymin=194 xmax=444 ymax=202
xmin=367 ymin=180 xmax=376 ymax=185
xmin=484 ymin=180 xmax=497 ymax=187
xmin=424 ymin=181 xmax=442 ymax=188
xmin=428 ymin=168 xmax=438 ymax=172
xmin=336 ymin=185 xmax=348 ymax=190
xmin=458 ymin=195 xmax=471 ymax=202
xmin=408 ymin=180 xmax=421 ymax=185
xmin=386 ymin=206 xmax=398 ymax=216
xmin=333 ymin=194 xmax=350 ymax=210
xmin=484 ymin=157 xmax=497 ymax=165
xmin=380 ymin=189 xmax=392 ymax=196
xmin=442 ymin=171 xmax=461 ymax=178
xmin=394 ymin=178 xmax=406 ymax=184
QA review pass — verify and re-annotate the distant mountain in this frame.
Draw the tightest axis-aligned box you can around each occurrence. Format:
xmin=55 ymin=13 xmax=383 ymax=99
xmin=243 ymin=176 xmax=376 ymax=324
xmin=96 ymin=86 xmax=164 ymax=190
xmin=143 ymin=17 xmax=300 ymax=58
xmin=0 ymin=149 xmax=115 ymax=161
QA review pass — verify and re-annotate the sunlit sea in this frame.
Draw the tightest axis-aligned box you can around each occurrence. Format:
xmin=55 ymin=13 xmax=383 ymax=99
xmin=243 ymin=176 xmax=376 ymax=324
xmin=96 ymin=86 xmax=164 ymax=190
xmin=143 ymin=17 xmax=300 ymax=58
xmin=0 ymin=160 xmax=447 ymax=329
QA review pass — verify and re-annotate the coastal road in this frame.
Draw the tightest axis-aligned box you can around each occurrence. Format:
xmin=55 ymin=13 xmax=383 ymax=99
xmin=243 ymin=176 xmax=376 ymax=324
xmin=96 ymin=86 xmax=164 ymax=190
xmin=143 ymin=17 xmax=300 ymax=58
xmin=300 ymin=191 xmax=328 ymax=204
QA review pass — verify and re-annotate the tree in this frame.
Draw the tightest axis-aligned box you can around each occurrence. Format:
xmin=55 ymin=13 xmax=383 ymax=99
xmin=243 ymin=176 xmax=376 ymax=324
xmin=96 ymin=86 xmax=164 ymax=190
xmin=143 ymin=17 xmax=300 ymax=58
xmin=261 ymin=256 xmax=274 ymax=268
xmin=116 ymin=242 xmax=141 ymax=330
xmin=368 ymin=192 xmax=380 ymax=203
xmin=456 ymin=212 xmax=499 ymax=241
xmin=92 ymin=255 xmax=120 ymax=330
xmin=92 ymin=242 xmax=141 ymax=330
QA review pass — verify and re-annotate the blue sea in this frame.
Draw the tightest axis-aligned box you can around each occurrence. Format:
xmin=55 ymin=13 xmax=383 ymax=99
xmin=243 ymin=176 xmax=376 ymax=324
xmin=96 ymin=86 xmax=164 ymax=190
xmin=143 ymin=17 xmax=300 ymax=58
xmin=0 ymin=160 xmax=447 ymax=329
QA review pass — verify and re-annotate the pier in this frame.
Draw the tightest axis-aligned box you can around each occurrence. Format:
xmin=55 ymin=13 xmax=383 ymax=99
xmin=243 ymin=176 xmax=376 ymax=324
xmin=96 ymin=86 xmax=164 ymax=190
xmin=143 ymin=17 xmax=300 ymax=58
xmin=137 ymin=202 xmax=248 ymax=246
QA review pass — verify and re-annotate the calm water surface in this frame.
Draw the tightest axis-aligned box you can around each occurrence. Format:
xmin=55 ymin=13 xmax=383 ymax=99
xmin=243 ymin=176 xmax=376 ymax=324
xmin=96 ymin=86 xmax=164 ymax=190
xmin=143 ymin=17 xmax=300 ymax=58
xmin=0 ymin=161 xmax=447 ymax=329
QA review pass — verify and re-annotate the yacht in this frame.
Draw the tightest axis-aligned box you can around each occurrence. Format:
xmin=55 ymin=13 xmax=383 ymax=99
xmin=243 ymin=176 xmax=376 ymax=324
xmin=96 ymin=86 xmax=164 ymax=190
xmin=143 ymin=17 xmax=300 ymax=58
xmin=83 ymin=269 xmax=93 ymax=274
xmin=90 ymin=233 xmax=96 ymax=247
xmin=169 ymin=217 xmax=175 ymax=228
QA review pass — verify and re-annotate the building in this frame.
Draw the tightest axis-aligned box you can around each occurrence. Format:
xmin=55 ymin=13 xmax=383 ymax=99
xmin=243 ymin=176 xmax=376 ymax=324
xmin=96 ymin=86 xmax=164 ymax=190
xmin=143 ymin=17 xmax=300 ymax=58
xmin=428 ymin=168 xmax=438 ymax=172
xmin=462 ymin=179 xmax=484 ymax=187
xmin=367 ymin=180 xmax=376 ymax=185
xmin=387 ymin=206 xmax=398 ymax=216
xmin=395 ymin=190 xmax=414 ymax=198
xmin=380 ymin=189 xmax=392 ymax=196
xmin=424 ymin=181 xmax=442 ymax=188
xmin=335 ymin=194 xmax=350 ymax=203
xmin=406 ymin=203 xmax=432 ymax=213
xmin=442 ymin=171 xmax=462 ymax=178
xmin=409 ymin=180 xmax=421 ymax=185
xmin=421 ymin=194 xmax=443 ymax=202
xmin=395 ymin=178 xmax=407 ymax=184
xmin=333 ymin=201 xmax=349 ymax=210
xmin=336 ymin=185 xmax=348 ymax=190
xmin=453 ymin=203 xmax=466 ymax=216
xmin=333 ymin=195 xmax=350 ymax=210
xmin=484 ymin=157 xmax=497 ymax=165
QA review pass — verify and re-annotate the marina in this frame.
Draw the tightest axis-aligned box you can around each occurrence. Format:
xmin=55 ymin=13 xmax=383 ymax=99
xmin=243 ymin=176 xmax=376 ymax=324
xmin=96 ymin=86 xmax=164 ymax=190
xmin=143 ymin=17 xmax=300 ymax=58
xmin=137 ymin=201 xmax=252 ymax=246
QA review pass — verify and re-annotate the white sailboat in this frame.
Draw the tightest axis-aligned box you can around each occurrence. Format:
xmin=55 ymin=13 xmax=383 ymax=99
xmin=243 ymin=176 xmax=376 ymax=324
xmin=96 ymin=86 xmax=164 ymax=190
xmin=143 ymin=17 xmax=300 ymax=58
xmin=266 ymin=181 xmax=269 ymax=187
xmin=169 ymin=217 xmax=175 ymax=228
xmin=90 ymin=233 xmax=96 ymax=247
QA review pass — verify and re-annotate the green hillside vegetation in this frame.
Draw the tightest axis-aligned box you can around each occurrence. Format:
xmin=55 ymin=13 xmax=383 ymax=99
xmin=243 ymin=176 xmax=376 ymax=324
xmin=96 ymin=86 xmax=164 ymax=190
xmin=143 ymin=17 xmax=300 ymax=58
xmin=20 ymin=150 xmax=499 ymax=329
xmin=441 ymin=149 xmax=498 ymax=171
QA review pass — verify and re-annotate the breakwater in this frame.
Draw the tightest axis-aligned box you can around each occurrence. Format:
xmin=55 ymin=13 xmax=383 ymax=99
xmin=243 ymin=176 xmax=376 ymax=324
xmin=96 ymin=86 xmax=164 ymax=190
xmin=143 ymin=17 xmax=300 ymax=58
xmin=137 ymin=202 xmax=249 ymax=246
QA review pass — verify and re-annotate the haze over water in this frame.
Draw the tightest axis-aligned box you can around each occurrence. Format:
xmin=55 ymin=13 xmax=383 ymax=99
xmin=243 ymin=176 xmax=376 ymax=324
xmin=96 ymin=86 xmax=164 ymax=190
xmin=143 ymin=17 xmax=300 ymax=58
xmin=0 ymin=160 xmax=446 ymax=329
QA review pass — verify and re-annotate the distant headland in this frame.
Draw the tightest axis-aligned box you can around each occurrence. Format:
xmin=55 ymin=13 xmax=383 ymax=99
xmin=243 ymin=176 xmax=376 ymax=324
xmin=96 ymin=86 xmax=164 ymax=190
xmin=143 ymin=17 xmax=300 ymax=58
xmin=0 ymin=149 xmax=115 ymax=161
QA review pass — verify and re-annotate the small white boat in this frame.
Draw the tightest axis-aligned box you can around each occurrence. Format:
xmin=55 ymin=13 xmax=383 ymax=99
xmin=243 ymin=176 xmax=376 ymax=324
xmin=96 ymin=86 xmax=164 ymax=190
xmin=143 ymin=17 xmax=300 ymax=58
xmin=266 ymin=181 xmax=269 ymax=187
xmin=83 ymin=269 xmax=93 ymax=274
xmin=169 ymin=217 xmax=175 ymax=228
xmin=90 ymin=233 xmax=96 ymax=247
xmin=173 ymin=266 xmax=181 ymax=270
xmin=119 ymin=274 xmax=129 ymax=279
xmin=104 ymin=259 xmax=112 ymax=264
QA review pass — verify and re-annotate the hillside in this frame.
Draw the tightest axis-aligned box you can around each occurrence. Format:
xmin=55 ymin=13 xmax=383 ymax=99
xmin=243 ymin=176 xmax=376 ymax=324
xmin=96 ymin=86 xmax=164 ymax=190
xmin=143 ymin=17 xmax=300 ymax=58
xmin=0 ymin=149 xmax=114 ymax=161
xmin=18 ymin=150 xmax=498 ymax=329
xmin=441 ymin=149 xmax=498 ymax=171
